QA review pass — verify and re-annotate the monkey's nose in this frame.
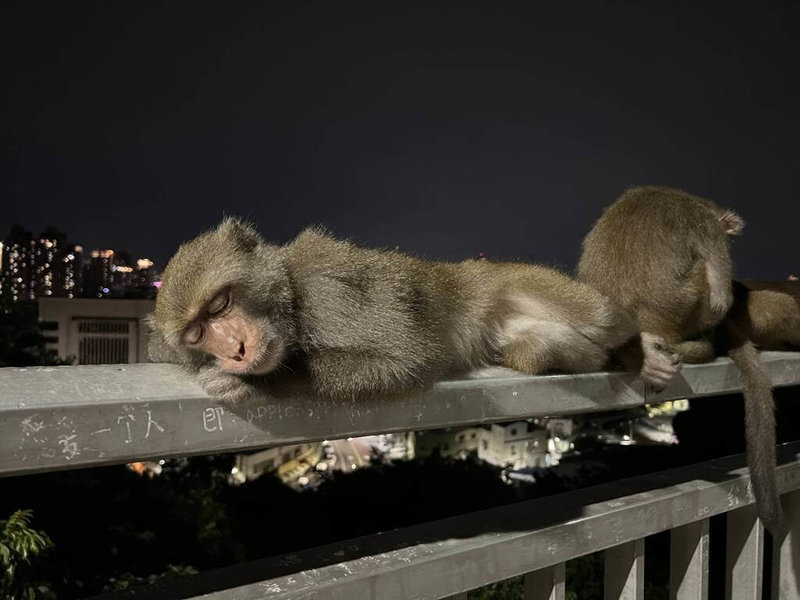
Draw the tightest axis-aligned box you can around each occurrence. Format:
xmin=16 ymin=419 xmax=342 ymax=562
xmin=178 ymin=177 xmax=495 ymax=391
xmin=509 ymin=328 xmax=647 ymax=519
xmin=230 ymin=342 xmax=246 ymax=362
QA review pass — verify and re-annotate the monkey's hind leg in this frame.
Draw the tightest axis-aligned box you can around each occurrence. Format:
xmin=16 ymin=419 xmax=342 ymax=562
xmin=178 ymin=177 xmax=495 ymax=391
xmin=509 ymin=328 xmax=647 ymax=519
xmin=672 ymin=338 xmax=715 ymax=363
xmin=500 ymin=338 xmax=561 ymax=375
xmin=499 ymin=323 xmax=609 ymax=376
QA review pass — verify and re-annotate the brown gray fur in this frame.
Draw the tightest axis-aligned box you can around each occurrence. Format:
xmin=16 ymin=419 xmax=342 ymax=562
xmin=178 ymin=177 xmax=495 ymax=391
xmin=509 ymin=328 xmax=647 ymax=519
xmin=577 ymin=185 xmax=781 ymax=533
xmin=730 ymin=280 xmax=800 ymax=350
xmin=148 ymin=218 xmax=676 ymax=406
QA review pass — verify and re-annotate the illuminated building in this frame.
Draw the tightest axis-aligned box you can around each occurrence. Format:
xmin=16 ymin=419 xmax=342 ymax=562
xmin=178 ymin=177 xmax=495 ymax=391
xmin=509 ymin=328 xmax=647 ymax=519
xmin=0 ymin=226 xmax=37 ymax=302
xmin=109 ymin=257 xmax=158 ymax=298
xmin=231 ymin=443 xmax=323 ymax=484
xmin=35 ymin=237 xmax=84 ymax=299
xmin=59 ymin=245 xmax=84 ymax=298
xmin=83 ymin=249 xmax=114 ymax=298
xmin=112 ymin=264 xmax=136 ymax=289
xmin=135 ymin=258 xmax=155 ymax=287
xmin=2 ymin=226 xmax=157 ymax=301
xmin=1 ymin=228 xmax=85 ymax=300
xmin=412 ymin=421 xmax=550 ymax=470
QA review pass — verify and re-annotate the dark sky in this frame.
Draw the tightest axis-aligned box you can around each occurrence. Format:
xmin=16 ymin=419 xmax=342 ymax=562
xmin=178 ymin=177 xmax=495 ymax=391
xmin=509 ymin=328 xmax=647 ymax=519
xmin=2 ymin=1 xmax=799 ymax=277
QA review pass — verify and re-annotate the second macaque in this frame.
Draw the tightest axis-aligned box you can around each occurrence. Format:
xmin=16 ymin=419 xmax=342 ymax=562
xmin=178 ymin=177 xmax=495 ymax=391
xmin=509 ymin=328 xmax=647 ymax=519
xmin=578 ymin=185 xmax=782 ymax=533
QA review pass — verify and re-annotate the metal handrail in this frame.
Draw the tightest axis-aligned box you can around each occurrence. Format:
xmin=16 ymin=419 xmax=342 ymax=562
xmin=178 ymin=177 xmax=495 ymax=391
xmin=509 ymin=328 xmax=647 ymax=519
xmin=2 ymin=352 xmax=800 ymax=476
xmin=86 ymin=443 xmax=800 ymax=599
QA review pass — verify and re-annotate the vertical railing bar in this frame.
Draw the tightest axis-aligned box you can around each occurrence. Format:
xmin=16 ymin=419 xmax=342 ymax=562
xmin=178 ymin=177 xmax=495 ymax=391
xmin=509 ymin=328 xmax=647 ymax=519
xmin=726 ymin=504 xmax=764 ymax=600
xmin=670 ymin=518 xmax=710 ymax=600
xmin=524 ymin=561 xmax=566 ymax=600
xmin=605 ymin=539 xmax=645 ymax=600
xmin=771 ymin=489 xmax=800 ymax=600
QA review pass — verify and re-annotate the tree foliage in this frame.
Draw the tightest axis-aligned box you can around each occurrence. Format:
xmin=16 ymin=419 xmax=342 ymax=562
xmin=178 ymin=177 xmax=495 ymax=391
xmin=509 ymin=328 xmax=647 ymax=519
xmin=0 ymin=297 xmax=69 ymax=367
xmin=0 ymin=510 xmax=55 ymax=600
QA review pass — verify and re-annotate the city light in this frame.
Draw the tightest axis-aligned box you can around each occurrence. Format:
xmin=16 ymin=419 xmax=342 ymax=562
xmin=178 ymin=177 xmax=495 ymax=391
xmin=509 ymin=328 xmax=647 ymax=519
xmin=1 ymin=228 xmax=159 ymax=301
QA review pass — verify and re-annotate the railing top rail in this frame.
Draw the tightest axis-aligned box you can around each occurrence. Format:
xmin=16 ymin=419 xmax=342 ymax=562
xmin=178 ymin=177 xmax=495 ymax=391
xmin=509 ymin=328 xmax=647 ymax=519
xmin=89 ymin=441 xmax=800 ymax=600
xmin=2 ymin=351 xmax=800 ymax=476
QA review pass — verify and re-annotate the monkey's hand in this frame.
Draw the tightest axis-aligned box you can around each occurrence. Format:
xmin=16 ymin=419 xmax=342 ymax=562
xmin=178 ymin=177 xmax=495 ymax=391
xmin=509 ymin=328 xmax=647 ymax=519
xmin=197 ymin=364 xmax=259 ymax=405
xmin=640 ymin=333 xmax=681 ymax=391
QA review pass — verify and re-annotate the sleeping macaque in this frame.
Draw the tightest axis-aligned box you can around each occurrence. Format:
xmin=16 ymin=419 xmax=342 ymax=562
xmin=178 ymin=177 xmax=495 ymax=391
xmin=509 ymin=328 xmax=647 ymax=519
xmin=578 ymin=185 xmax=781 ymax=533
xmin=147 ymin=218 xmax=678 ymax=407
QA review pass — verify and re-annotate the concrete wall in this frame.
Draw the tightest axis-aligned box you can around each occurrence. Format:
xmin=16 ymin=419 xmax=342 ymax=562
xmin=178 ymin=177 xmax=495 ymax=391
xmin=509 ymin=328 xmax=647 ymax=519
xmin=38 ymin=297 xmax=155 ymax=364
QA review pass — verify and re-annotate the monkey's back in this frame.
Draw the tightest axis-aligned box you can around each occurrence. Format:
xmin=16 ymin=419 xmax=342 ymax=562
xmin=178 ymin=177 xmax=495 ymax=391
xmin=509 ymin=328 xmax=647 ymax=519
xmin=286 ymin=228 xmax=492 ymax=383
xmin=287 ymin=228 xmax=640 ymax=388
xmin=578 ymin=186 xmax=734 ymax=330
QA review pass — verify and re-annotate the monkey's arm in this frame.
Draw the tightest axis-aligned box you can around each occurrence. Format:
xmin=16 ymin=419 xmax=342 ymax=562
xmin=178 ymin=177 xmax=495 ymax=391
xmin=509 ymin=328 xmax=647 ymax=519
xmin=307 ymin=349 xmax=431 ymax=401
xmin=196 ymin=364 xmax=261 ymax=405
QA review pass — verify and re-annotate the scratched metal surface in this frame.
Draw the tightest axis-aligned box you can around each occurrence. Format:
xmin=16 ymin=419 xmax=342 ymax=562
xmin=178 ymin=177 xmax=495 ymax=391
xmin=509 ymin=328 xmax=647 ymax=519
xmin=654 ymin=350 xmax=800 ymax=401
xmin=87 ymin=442 xmax=800 ymax=600
xmin=1 ymin=352 xmax=799 ymax=476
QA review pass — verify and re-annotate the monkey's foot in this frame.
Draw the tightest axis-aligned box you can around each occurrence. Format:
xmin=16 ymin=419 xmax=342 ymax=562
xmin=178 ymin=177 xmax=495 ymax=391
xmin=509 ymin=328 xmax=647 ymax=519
xmin=640 ymin=333 xmax=681 ymax=391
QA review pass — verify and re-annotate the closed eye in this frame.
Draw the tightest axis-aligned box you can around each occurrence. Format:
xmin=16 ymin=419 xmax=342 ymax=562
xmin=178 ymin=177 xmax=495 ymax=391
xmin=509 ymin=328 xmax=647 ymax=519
xmin=184 ymin=323 xmax=203 ymax=345
xmin=208 ymin=290 xmax=231 ymax=317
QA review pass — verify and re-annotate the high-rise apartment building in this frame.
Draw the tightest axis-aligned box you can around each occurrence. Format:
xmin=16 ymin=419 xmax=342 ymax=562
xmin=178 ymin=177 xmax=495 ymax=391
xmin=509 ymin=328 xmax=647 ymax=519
xmin=0 ymin=226 xmax=37 ymax=302
xmin=2 ymin=226 xmax=157 ymax=301
xmin=83 ymin=249 xmax=115 ymax=298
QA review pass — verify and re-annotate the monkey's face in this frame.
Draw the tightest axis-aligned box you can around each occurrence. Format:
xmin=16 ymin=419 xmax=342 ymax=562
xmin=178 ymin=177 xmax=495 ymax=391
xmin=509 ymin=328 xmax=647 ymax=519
xmin=153 ymin=217 xmax=295 ymax=376
xmin=182 ymin=288 xmax=287 ymax=375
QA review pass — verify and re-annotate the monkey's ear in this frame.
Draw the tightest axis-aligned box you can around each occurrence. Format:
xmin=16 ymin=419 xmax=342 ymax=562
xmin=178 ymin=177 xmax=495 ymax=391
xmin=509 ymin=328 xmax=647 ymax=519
xmin=217 ymin=217 xmax=262 ymax=252
xmin=719 ymin=211 xmax=745 ymax=236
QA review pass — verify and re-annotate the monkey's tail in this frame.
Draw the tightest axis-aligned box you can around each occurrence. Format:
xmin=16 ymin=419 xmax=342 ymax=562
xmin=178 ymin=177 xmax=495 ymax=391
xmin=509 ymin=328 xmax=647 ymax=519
xmin=724 ymin=319 xmax=782 ymax=534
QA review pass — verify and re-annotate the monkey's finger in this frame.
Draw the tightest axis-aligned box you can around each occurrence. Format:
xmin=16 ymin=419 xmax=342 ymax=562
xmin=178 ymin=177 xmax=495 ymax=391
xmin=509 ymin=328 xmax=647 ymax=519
xmin=641 ymin=363 xmax=681 ymax=388
xmin=643 ymin=362 xmax=682 ymax=377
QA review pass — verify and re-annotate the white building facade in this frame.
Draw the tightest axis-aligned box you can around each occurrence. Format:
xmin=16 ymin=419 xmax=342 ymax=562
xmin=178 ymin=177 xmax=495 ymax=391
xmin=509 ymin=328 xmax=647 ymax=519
xmin=412 ymin=420 xmax=550 ymax=470
xmin=38 ymin=298 xmax=154 ymax=364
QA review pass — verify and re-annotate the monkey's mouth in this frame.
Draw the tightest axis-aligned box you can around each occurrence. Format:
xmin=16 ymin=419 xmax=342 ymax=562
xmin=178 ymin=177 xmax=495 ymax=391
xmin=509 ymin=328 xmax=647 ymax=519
xmin=217 ymin=335 xmax=283 ymax=376
xmin=245 ymin=336 xmax=283 ymax=375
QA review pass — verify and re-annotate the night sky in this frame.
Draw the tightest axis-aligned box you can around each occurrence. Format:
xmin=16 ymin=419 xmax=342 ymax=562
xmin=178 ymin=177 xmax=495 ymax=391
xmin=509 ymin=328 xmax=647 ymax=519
xmin=2 ymin=1 xmax=799 ymax=277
